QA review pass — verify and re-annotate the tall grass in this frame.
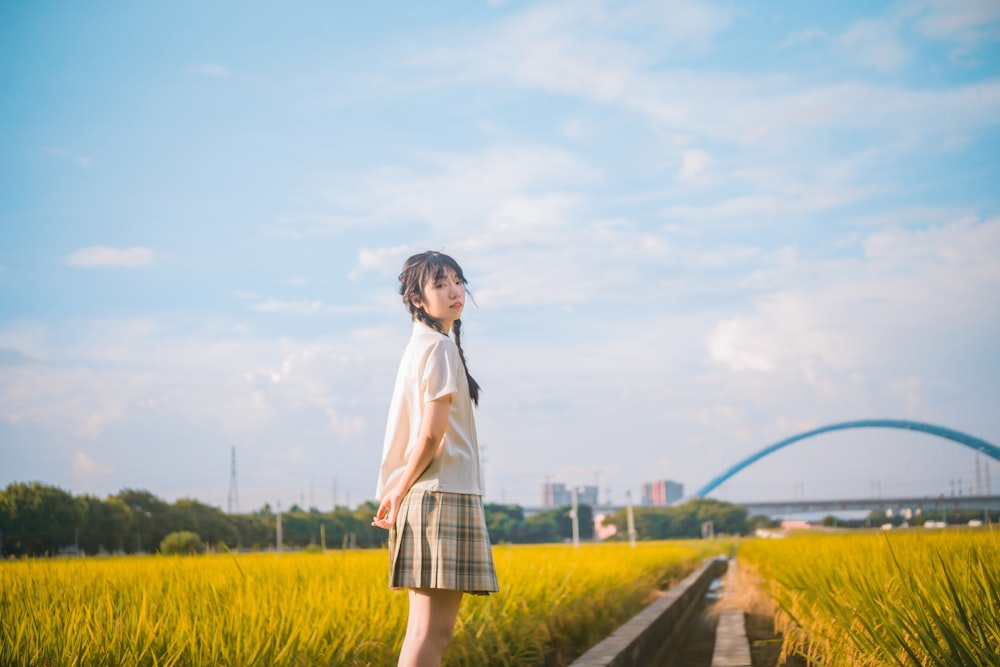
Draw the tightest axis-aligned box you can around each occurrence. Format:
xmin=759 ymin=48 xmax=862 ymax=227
xmin=0 ymin=540 xmax=727 ymax=666
xmin=739 ymin=529 xmax=999 ymax=666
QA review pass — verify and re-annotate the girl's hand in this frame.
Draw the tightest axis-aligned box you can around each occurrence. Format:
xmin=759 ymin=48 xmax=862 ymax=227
xmin=372 ymin=395 xmax=452 ymax=530
xmin=372 ymin=490 xmax=399 ymax=529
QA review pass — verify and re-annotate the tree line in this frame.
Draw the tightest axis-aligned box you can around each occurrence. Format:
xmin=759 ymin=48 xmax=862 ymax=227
xmin=0 ymin=481 xmax=751 ymax=557
xmin=0 ymin=481 xmax=389 ymax=557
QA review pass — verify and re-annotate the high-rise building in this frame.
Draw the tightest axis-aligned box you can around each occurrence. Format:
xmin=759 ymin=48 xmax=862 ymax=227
xmin=575 ymin=485 xmax=599 ymax=506
xmin=543 ymin=482 xmax=571 ymax=507
xmin=543 ymin=483 xmax=600 ymax=507
xmin=641 ymin=480 xmax=683 ymax=506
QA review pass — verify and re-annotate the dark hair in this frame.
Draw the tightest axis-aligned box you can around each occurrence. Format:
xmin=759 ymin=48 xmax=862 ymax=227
xmin=399 ymin=251 xmax=481 ymax=406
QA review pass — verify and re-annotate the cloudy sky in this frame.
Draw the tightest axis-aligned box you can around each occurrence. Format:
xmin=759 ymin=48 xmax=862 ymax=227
xmin=2 ymin=1 xmax=999 ymax=512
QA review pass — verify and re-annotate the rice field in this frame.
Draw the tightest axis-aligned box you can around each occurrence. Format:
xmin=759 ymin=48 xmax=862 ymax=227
xmin=0 ymin=540 xmax=728 ymax=666
xmin=738 ymin=529 xmax=1000 ymax=667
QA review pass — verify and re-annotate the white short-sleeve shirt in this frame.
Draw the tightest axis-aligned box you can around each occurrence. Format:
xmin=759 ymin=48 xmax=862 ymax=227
xmin=375 ymin=320 xmax=484 ymax=499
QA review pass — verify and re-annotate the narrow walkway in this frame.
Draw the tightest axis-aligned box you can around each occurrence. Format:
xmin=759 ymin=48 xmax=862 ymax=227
xmin=657 ymin=559 xmax=759 ymax=667
xmin=656 ymin=594 xmax=721 ymax=666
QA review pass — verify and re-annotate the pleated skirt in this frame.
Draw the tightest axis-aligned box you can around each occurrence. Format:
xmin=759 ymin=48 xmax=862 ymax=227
xmin=388 ymin=489 xmax=499 ymax=595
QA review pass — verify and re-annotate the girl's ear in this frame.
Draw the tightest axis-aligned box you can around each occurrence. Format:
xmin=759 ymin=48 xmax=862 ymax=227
xmin=409 ymin=291 xmax=422 ymax=308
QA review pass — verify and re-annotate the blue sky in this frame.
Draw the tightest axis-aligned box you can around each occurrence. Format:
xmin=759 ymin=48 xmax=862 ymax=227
xmin=2 ymin=0 xmax=999 ymax=512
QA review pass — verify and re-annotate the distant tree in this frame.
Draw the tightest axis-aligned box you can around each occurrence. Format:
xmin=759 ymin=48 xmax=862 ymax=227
xmin=114 ymin=488 xmax=172 ymax=553
xmin=77 ymin=495 xmax=132 ymax=554
xmin=228 ymin=512 xmax=273 ymax=550
xmin=521 ymin=511 xmax=559 ymax=543
xmin=604 ymin=498 xmax=748 ymax=540
xmin=171 ymin=498 xmax=238 ymax=548
xmin=748 ymin=514 xmax=779 ymax=531
xmin=633 ymin=507 xmax=675 ymax=539
xmin=554 ymin=504 xmax=594 ymax=540
xmin=484 ymin=504 xmax=526 ymax=543
xmin=0 ymin=481 xmax=82 ymax=556
xmin=281 ymin=508 xmax=321 ymax=547
xmin=160 ymin=530 xmax=206 ymax=555
xmin=689 ymin=497 xmax=747 ymax=536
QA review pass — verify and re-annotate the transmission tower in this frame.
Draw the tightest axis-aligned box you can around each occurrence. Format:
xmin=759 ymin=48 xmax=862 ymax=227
xmin=227 ymin=446 xmax=240 ymax=514
xmin=975 ymin=453 xmax=982 ymax=495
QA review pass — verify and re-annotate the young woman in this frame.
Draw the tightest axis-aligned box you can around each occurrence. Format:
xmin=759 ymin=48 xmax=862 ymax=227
xmin=372 ymin=251 xmax=498 ymax=667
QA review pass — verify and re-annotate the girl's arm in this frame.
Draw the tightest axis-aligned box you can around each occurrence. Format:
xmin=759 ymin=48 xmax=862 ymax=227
xmin=372 ymin=394 xmax=452 ymax=529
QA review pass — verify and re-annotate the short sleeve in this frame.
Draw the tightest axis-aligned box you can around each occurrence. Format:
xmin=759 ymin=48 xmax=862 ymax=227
xmin=421 ymin=340 xmax=460 ymax=403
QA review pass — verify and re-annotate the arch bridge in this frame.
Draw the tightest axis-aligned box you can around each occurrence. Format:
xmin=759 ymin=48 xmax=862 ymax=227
xmin=695 ymin=419 xmax=1000 ymax=499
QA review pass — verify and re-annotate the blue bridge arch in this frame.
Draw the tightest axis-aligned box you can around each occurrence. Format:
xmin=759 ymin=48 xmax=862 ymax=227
xmin=695 ymin=419 xmax=1000 ymax=498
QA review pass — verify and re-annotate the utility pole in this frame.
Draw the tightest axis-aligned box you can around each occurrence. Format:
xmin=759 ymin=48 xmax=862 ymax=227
xmin=984 ymin=461 xmax=990 ymax=524
xmin=975 ymin=454 xmax=982 ymax=496
xmin=626 ymin=490 xmax=637 ymax=548
xmin=227 ymin=446 xmax=240 ymax=514
xmin=570 ymin=487 xmax=580 ymax=548
xmin=276 ymin=501 xmax=283 ymax=554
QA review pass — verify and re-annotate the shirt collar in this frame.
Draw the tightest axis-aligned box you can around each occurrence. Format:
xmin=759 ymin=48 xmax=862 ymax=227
xmin=413 ymin=318 xmax=449 ymax=337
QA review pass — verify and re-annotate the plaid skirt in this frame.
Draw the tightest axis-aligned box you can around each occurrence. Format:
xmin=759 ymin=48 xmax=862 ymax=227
xmin=388 ymin=489 xmax=499 ymax=595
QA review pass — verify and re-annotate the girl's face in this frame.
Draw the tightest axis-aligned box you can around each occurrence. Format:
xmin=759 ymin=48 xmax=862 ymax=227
xmin=413 ymin=269 xmax=465 ymax=332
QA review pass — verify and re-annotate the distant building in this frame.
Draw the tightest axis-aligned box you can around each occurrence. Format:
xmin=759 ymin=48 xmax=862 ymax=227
xmin=543 ymin=482 xmax=571 ymax=507
xmin=543 ymin=483 xmax=600 ymax=507
xmin=641 ymin=480 xmax=684 ymax=506
xmin=575 ymin=485 xmax=599 ymax=506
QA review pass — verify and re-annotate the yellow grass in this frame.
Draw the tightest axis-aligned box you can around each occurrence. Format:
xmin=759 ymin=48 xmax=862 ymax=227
xmin=738 ymin=529 xmax=1000 ymax=666
xmin=0 ymin=540 xmax=729 ymax=666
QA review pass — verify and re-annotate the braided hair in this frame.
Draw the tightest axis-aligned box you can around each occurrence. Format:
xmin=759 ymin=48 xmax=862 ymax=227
xmin=399 ymin=251 xmax=481 ymax=406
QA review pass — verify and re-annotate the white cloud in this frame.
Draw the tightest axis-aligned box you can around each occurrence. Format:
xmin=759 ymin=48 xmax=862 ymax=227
xmin=65 ymin=246 xmax=155 ymax=268
xmin=676 ymin=148 xmax=713 ymax=182
xmin=338 ymin=144 xmax=594 ymax=233
xmin=72 ymin=451 xmax=113 ymax=478
xmin=892 ymin=377 xmax=926 ymax=411
xmin=0 ymin=318 xmax=393 ymax=486
xmin=778 ymin=28 xmax=826 ymax=49
xmin=0 ymin=322 xmax=51 ymax=362
xmin=45 ymin=147 xmax=93 ymax=168
xmin=410 ymin=5 xmax=1000 ymax=157
xmin=415 ymin=0 xmax=730 ymax=103
xmin=251 ymin=299 xmax=324 ymax=316
xmin=705 ymin=215 xmax=1000 ymax=379
xmin=706 ymin=291 xmax=855 ymax=374
xmin=911 ymin=0 xmax=1000 ymax=45
xmin=836 ymin=18 xmax=912 ymax=72
xmin=186 ymin=63 xmax=231 ymax=77
xmin=352 ymin=245 xmax=414 ymax=279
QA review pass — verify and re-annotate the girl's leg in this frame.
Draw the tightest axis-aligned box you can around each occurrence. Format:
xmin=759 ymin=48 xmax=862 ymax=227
xmin=398 ymin=588 xmax=464 ymax=667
